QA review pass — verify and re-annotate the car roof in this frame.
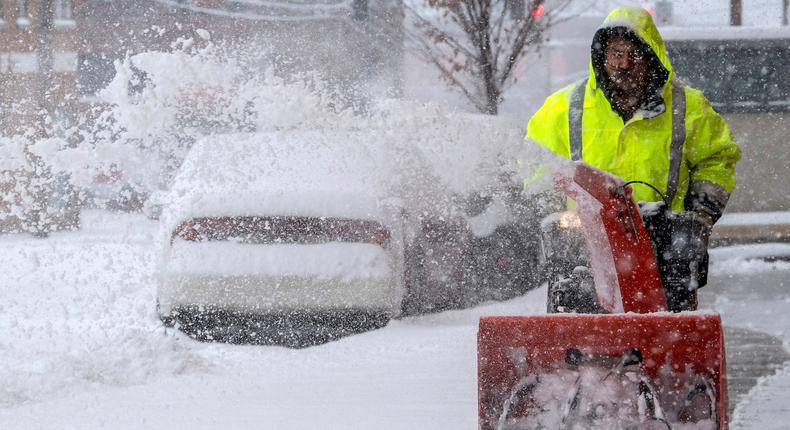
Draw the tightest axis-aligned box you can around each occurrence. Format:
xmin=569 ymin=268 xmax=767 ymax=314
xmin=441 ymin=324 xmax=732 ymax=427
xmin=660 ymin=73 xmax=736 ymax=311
xmin=164 ymin=130 xmax=394 ymax=222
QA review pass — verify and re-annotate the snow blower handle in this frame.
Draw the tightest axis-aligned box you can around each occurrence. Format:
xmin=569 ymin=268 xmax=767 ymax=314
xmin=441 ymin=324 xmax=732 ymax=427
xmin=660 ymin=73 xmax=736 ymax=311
xmin=554 ymin=162 xmax=668 ymax=313
xmin=640 ymin=203 xmax=711 ymax=311
xmin=615 ymin=179 xmax=711 ymax=311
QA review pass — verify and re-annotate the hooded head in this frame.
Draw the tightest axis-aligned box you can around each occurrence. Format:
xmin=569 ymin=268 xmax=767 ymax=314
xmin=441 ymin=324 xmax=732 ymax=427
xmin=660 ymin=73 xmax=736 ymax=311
xmin=590 ymin=7 xmax=672 ymax=118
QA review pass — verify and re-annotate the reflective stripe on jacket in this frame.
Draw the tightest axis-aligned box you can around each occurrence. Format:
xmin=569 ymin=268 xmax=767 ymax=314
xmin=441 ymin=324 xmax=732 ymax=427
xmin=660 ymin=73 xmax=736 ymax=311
xmin=526 ymin=7 xmax=741 ymax=211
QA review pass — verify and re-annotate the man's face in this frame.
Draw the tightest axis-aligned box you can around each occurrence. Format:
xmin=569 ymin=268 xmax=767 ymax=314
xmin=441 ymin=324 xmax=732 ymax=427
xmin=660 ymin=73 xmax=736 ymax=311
xmin=604 ymin=35 xmax=649 ymax=94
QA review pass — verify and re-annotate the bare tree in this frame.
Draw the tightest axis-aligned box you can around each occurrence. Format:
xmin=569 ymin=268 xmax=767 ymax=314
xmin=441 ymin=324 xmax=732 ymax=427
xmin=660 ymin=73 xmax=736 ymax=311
xmin=406 ymin=0 xmax=578 ymax=114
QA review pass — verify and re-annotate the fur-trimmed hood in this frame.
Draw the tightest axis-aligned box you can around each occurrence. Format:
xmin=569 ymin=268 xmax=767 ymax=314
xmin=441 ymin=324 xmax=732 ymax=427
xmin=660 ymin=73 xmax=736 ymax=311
xmin=589 ymin=7 xmax=673 ymax=117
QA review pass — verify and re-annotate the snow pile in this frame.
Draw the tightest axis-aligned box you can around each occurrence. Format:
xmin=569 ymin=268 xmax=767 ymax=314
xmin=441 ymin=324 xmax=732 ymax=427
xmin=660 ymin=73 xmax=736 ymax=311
xmin=163 ymin=131 xmax=396 ymax=224
xmin=717 ymin=212 xmax=790 ymax=227
xmin=709 ymin=243 xmax=790 ymax=274
xmin=0 ymin=137 xmax=29 ymax=172
xmin=0 ymin=138 xmax=34 ymax=225
xmin=0 ymin=137 xmax=65 ymax=233
xmin=0 ymin=214 xmax=207 ymax=408
xmin=733 ymin=364 xmax=790 ymax=429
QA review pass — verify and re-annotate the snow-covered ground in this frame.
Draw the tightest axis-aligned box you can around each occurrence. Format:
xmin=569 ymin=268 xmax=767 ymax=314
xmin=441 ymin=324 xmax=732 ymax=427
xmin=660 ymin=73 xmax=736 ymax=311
xmin=706 ymin=241 xmax=790 ymax=429
xmin=0 ymin=210 xmax=788 ymax=429
xmin=1 ymin=2 xmax=787 ymax=427
xmin=718 ymin=212 xmax=790 ymax=227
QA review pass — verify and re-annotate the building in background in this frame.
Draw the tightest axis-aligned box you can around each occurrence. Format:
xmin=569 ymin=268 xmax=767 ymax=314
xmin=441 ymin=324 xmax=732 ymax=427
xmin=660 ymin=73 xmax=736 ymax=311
xmin=663 ymin=25 xmax=790 ymax=212
xmin=0 ymin=0 xmax=404 ymax=233
xmin=74 ymin=0 xmax=403 ymax=108
xmin=0 ymin=0 xmax=80 ymax=136
xmin=0 ymin=0 xmax=404 ymax=136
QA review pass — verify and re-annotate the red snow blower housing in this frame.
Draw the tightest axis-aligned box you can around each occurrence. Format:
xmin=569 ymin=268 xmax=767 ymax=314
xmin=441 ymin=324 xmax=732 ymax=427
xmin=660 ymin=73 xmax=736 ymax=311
xmin=478 ymin=162 xmax=727 ymax=430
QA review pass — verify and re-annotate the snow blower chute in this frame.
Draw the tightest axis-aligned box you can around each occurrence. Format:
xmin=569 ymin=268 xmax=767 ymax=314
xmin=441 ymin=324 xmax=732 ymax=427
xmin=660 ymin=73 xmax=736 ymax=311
xmin=478 ymin=162 xmax=727 ymax=430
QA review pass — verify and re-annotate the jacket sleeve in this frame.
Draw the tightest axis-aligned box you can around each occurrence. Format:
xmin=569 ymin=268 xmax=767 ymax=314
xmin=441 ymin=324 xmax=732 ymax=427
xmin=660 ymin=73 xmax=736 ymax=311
xmin=683 ymin=89 xmax=742 ymax=221
xmin=526 ymin=88 xmax=573 ymax=159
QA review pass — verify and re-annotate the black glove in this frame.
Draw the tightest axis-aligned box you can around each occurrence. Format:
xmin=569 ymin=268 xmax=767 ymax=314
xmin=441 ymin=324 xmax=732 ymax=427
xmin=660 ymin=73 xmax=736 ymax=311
xmin=684 ymin=181 xmax=730 ymax=227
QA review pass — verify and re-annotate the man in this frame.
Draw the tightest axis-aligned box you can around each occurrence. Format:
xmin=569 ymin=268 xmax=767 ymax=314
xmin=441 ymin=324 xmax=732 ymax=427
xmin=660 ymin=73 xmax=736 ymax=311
xmin=526 ymin=7 xmax=741 ymax=310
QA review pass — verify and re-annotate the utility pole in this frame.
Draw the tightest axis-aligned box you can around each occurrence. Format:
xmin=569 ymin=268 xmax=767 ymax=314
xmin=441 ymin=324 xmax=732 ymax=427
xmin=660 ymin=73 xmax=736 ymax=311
xmin=730 ymin=0 xmax=742 ymax=26
xmin=783 ymin=0 xmax=788 ymax=26
xmin=37 ymin=0 xmax=55 ymax=131
xmin=27 ymin=0 xmax=56 ymax=237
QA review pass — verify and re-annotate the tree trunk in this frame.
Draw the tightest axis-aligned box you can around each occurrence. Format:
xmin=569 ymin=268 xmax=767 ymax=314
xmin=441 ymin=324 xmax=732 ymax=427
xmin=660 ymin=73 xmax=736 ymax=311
xmin=478 ymin=1 xmax=499 ymax=115
xmin=484 ymin=85 xmax=499 ymax=115
xmin=730 ymin=0 xmax=742 ymax=26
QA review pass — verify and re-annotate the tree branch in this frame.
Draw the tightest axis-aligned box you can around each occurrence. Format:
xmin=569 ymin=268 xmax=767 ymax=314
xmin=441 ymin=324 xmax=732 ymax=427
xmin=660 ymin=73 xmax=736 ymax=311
xmin=491 ymin=1 xmax=511 ymax=70
xmin=429 ymin=55 xmax=487 ymax=112
xmin=403 ymin=0 xmax=584 ymax=114
xmin=405 ymin=7 xmax=479 ymax=60
xmin=498 ymin=12 xmax=538 ymax=87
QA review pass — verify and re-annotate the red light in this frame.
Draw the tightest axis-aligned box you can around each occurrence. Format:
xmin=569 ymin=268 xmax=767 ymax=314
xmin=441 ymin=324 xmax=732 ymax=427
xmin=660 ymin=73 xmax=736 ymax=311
xmin=531 ymin=5 xmax=545 ymax=19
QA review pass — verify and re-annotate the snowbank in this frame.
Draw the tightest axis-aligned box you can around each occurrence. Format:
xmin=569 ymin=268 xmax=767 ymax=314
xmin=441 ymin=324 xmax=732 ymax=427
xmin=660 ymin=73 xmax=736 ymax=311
xmin=0 ymin=214 xmax=207 ymax=408
xmin=709 ymin=243 xmax=790 ymax=274
xmin=718 ymin=212 xmax=790 ymax=227
xmin=0 ymin=137 xmax=29 ymax=172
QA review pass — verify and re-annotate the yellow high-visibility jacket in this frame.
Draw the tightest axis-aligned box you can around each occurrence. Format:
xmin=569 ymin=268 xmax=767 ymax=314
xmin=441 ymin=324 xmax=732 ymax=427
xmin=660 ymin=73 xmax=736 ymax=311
xmin=527 ymin=7 xmax=740 ymax=217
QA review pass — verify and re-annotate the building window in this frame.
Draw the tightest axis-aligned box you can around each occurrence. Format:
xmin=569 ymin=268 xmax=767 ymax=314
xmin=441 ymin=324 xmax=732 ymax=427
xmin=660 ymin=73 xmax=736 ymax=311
xmin=55 ymin=0 xmax=73 ymax=20
xmin=17 ymin=0 xmax=28 ymax=16
xmin=17 ymin=0 xmax=31 ymax=26
xmin=666 ymin=39 xmax=790 ymax=112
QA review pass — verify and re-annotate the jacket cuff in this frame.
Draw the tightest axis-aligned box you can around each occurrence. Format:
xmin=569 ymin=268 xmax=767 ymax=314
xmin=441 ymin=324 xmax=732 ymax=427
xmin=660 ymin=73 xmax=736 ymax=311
xmin=684 ymin=181 xmax=730 ymax=224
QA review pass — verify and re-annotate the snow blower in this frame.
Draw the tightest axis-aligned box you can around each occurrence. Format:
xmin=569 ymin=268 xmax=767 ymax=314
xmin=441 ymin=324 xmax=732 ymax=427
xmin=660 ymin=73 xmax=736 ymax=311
xmin=478 ymin=162 xmax=727 ymax=430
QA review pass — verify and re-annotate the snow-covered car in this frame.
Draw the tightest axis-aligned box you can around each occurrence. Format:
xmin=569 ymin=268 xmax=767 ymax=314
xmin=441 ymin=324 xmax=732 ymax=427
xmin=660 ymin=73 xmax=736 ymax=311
xmin=156 ymin=131 xmax=405 ymax=344
xmin=401 ymin=185 xmax=547 ymax=315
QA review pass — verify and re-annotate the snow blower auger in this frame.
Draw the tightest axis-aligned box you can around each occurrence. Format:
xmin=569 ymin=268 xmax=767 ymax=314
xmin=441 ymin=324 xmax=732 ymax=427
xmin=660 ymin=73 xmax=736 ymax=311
xmin=478 ymin=162 xmax=727 ymax=430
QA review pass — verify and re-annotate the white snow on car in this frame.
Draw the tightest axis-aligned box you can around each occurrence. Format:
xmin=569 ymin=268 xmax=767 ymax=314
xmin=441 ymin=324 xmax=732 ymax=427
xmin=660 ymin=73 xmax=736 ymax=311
xmin=156 ymin=131 xmax=406 ymax=328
